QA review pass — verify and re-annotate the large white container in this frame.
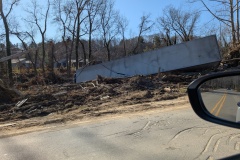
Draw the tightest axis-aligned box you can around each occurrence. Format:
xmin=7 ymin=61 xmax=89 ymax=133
xmin=76 ymin=35 xmax=221 ymax=83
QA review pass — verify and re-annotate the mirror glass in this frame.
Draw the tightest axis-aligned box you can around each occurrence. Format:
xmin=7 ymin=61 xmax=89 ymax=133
xmin=200 ymin=75 xmax=240 ymax=123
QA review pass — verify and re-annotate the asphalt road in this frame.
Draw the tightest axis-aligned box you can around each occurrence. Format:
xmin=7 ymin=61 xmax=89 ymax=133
xmin=1 ymin=105 xmax=240 ymax=160
xmin=201 ymin=89 xmax=240 ymax=122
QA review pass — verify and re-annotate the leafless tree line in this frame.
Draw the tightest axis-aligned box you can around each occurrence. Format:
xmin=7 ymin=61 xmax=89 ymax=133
xmin=190 ymin=0 xmax=240 ymax=47
xmin=0 ymin=0 xmax=202 ymax=85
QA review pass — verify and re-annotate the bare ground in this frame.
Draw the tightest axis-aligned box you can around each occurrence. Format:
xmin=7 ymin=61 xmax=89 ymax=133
xmin=0 ymin=72 xmax=199 ymax=134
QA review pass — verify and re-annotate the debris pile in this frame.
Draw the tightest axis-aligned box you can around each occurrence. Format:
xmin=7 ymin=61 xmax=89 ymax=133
xmin=0 ymin=79 xmax=21 ymax=104
xmin=0 ymin=72 xmax=199 ymax=123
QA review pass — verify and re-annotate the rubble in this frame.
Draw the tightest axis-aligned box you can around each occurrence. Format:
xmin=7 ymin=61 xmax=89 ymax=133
xmin=0 ymin=80 xmax=22 ymax=104
xmin=0 ymin=72 xmax=199 ymax=127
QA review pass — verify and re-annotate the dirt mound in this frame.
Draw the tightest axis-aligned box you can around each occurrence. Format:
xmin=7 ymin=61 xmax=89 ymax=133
xmin=162 ymin=74 xmax=194 ymax=84
xmin=0 ymin=72 xmax=199 ymax=124
xmin=97 ymin=75 xmax=123 ymax=84
xmin=0 ymin=81 xmax=21 ymax=104
xmin=128 ymin=76 xmax=155 ymax=90
xmin=28 ymin=94 xmax=56 ymax=102
xmin=15 ymin=73 xmax=70 ymax=87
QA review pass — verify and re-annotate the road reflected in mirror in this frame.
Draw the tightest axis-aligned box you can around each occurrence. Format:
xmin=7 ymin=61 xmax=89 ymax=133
xmin=200 ymin=76 xmax=240 ymax=123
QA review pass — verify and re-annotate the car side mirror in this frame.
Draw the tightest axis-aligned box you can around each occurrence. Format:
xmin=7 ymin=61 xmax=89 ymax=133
xmin=188 ymin=70 xmax=240 ymax=129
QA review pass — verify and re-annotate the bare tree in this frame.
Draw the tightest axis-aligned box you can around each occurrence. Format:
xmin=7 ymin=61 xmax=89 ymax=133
xmin=24 ymin=0 xmax=50 ymax=76
xmin=237 ymin=0 xmax=239 ymax=42
xmin=73 ymin=0 xmax=89 ymax=69
xmin=157 ymin=6 xmax=200 ymax=42
xmin=47 ymin=40 xmax=55 ymax=79
xmin=26 ymin=30 xmax=40 ymax=76
xmin=0 ymin=0 xmax=19 ymax=86
xmin=118 ymin=15 xmax=129 ymax=56
xmin=56 ymin=1 xmax=77 ymax=75
xmin=65 ymin=0 xmax=89 ymax=69
xmin=99 ymin=0 xmax=120 ymax=61
xmin=52 ymin=0 xmax=72 ymax=76
xmin=64 ymin=2 xmax=77 ymax=73
xmin=153 ymin=35 xmax=161 ymax=49
xmin=9 ymin=16 xmax=40 ymax=75
xmin=84 ymin=0 xmax=103 ymax=62
xmin=131 ymin=14 xmax=154 ymax=54
xmin=11 ymin=31 xmax=39 ymax=75
xmin=190 ymin=0 xmax=239 ymax=44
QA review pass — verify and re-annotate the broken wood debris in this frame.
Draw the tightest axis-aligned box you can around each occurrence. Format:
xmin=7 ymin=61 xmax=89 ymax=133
xmin=0 ymin=72 xmax=200 ymax=123
xmin=16 ymin=98 xmax=28 ymax=107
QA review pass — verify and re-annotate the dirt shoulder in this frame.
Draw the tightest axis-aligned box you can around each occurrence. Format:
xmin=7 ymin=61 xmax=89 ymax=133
xmin=0 ymin=72 xmax=198 ymax=136
xmin=0 ymin=96 xmax=190 ymax=137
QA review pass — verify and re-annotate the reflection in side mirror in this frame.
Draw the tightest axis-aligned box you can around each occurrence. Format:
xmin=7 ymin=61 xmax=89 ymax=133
xmin=200 ymin=76 xmax=240 ymax=123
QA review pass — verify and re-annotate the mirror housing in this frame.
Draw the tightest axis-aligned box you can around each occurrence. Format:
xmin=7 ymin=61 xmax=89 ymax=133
xmin=188 ymin=70 xmax=240 ymax=129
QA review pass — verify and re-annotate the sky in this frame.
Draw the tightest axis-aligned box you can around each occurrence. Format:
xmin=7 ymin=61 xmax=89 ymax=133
xmin=114 ymin=0 xmax=215 ymax=36
xmin=114 ymin=0 xmax=187 ymax=34
xmin=7 ymin=0 xmax=216 ymax=45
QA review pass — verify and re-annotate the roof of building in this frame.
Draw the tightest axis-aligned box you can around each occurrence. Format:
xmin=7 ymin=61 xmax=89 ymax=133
xmin=11 ymin=58 xmax=26 ymax=64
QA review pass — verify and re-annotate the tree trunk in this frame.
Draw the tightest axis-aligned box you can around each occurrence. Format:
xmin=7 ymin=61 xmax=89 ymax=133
xmin=69 ymin=41 xmax=73 ymax=75
xmin=88 ymin=22 xmax=92 ymax=62
xmin=16 ymin=35 xmax=38 ymax=76
xmin=65 ymin=43 xmax=69 ymax=76
xmin=1 ymin=11 xmax=13 ymax=86
xmin=106 ymin=43 xmax=111 ymax=61
xmin=123 ymin=35 xmax=127 ymax=56
xmin=75 ymin=15 xmax=80 ymax=69
xmin=41 ymin=36 xmax=46 ymax=76
xmin=80 ymin=40 xmax=87 ymax=65
xmin=50 ymin=42 xmax=55 ymax=78
xmin=237 ymin=0 xmax=240 ymax=42
xmin=34 ymin=49 xmax=38 ymax=75
xmin=132 ymin=36 xmax=140 ymax=54
xmin=230 ymin=0 xmax=236 ymax=44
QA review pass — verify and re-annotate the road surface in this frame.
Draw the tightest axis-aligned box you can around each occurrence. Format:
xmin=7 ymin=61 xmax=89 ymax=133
xmin=1 ymin=104 xmax=240 ymax=160
xmin=201 ymin=89 xmax=240 ymax=122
